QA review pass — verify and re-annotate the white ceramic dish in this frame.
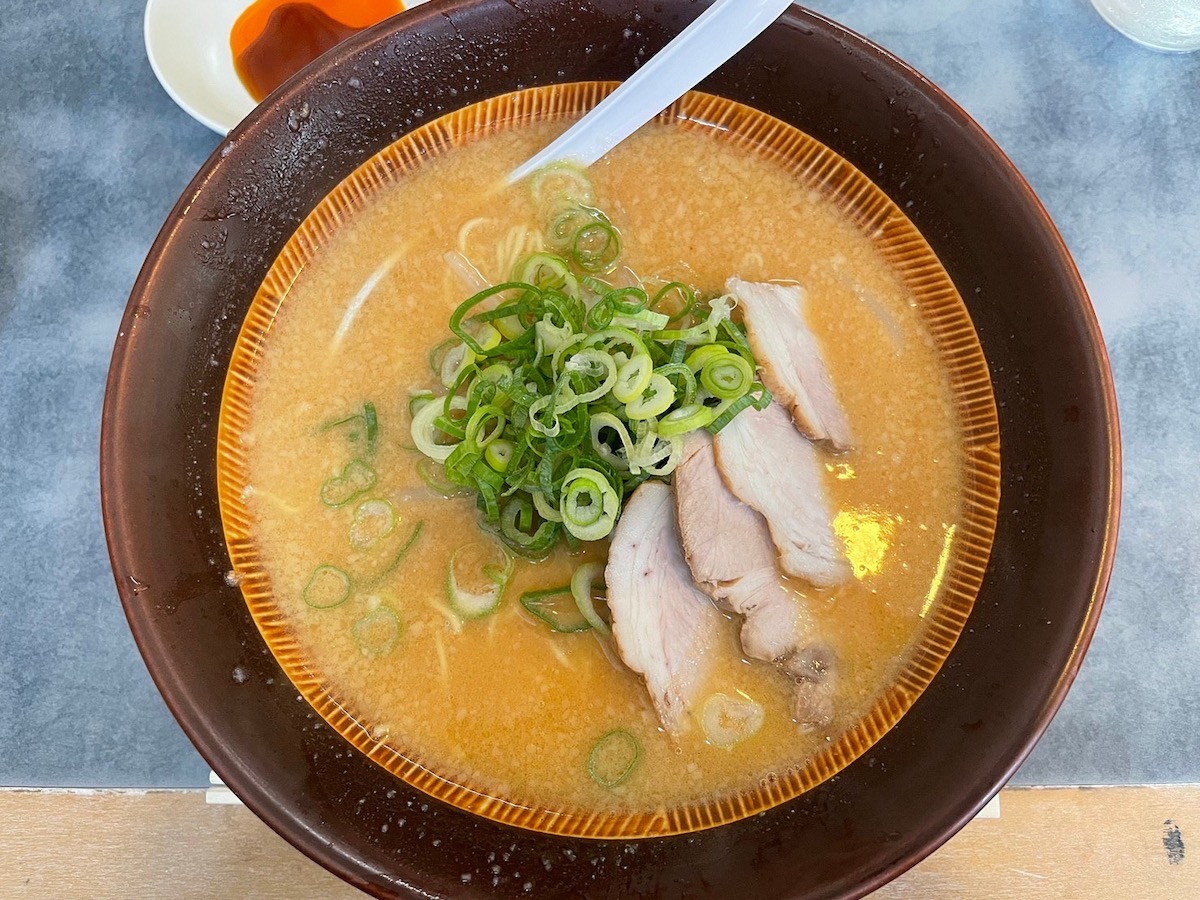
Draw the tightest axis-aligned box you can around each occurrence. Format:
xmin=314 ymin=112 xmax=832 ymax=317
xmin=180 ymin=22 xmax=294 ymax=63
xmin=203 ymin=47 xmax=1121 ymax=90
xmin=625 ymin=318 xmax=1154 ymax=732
xmin=143 ymin=0 xmax=427 ymax=134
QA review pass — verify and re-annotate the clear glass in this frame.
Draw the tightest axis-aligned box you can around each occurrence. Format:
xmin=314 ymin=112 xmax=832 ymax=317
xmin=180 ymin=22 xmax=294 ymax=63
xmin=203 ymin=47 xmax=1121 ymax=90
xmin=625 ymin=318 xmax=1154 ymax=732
xmin=1091 ymin=0 xmax=1200 ymax=51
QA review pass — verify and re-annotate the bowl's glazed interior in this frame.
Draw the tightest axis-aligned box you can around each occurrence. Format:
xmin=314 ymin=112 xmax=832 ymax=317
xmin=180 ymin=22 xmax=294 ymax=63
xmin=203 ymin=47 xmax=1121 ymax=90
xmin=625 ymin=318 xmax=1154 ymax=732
xmin=215 ymin=82 xmax=1001 ymax=839
xmin=102 ymin=1 xmax=1118 ymax=897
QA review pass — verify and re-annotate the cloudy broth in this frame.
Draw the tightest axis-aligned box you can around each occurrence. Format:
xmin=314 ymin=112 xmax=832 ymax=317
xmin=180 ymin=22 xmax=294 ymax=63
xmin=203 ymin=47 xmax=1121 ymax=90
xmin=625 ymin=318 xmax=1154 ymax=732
xmin=236 ymin=120 xmax=965 ymax=814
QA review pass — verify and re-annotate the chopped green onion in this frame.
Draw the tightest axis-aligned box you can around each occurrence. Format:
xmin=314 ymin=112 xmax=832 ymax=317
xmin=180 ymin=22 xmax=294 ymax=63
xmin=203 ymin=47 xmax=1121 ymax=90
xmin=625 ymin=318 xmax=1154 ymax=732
xmin=587 ymin=730 xmax=641 ymax=788
xmin=572 ymin=221 xmax=622 ymax=273
xmin=657 ymin=404 xmax=715 ymax=438
xmin=448 ymin=539 xmax=514 ymax=619
xmin=530 ymin=162 xmax=594 ymax=210
xmin=428 ymin=337 xmax=458 ymax=377
xmin=352 ymin=606 xmax=401 ymax=656
xmin=531 ymin=488 xmax=564 ymax=523
xmin=484 ymin=439 xmax=515 ymax=472
xmin=416 ymin=458 xmax=470 ymax=497
xmin=410 ymin=176 xmax=767 ymax=560
xmin=570 ymin=562 xmax=611 ymax=636
xmin=520 ymin=586 xmax=591 ymax=633
xmin=562 ymin=348 xmax=617 ymax=404
xmin=411 ymin=395 xmax=466 ymax=462
xmin=320 ymin=459 xmax=377 ymax=508
xmin=516 ymin=252 xmax=580 ymax=297
xmin=651 ymin=281 xmax=697 ymax=323
xmin=498 ymin=496 xmax=560 ymax=560
xmin=589 ymin=412 xmax=635 ymax=471
xmin=707 ymin=385 xmax=773 ymax=434
xmin=654 ymin=362 xmax=698 ymax=407
xmin=408 ymin=390 xmax=435 ymax=418
xmin=624 ymin=373 xmax=676 ymax=420
xmin=303 ymin=565 xmax=351 ymax=609
xmin=613 ymin=307 xmax=669 ymax=330
xmin=684 ymin=343 xmax=728 ymax=374
xmin=439 ymin=341 xmax=475 ymax=387
xmin=560 ymin=467 xmax=619 ymax=541
xmin=320 ymin=402 xmax=379 ymax=454
xmin=547 ymin=205 xmax=607 ymax=253
xmin=358 ymin=520 xmax=425 ymax=589
xmin=464 ymin=404 xmax=507 ymax=449
xmin=362 ymin=402 xmax=379 ymax=451
xmin=349 ymin=498 xmax=397 ymax=549
xmin=701 ymin=353 xmax=755 ymax=400
xmin=612 ymin=354 xmax=653 ymax=404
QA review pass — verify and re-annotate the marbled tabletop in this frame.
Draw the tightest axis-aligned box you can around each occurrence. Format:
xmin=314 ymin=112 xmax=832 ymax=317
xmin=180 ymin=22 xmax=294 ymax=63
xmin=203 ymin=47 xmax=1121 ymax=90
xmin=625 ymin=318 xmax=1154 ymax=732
xmin=0 ymin=0 xmax=1196 ymax=788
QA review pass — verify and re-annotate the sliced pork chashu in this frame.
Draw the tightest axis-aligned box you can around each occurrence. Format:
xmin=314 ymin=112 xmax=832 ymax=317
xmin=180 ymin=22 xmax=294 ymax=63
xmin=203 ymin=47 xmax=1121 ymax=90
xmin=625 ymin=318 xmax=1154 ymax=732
xmin=713 ymin=402 xmax=851 ymax=588
xmin=674 ymin=431 xmax=839 ymax=726
xmin=727 ymin=277 xmax=854 ymax=451
xmin=605 ymin=481 xmax=722 ymax=735
xmin=674 ymin=430 xmax=774 ymax=591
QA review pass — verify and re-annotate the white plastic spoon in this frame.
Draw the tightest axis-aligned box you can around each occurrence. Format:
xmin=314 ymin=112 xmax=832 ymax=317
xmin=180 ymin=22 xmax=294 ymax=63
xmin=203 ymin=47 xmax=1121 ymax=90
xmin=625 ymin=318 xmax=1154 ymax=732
xmin=507 ymin=0 xmax=794 ymax=184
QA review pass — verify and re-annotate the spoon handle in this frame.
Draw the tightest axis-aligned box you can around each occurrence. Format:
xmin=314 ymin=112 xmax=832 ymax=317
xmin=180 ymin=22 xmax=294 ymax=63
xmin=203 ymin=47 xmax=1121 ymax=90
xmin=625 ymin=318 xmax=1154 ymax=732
xmin=507 ymin=0 xmax=794 ymax=184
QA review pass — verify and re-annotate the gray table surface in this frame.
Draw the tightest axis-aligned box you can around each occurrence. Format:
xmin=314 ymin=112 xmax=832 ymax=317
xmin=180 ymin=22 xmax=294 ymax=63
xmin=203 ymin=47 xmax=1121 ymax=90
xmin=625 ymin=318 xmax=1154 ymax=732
xmin=1 ymin=0 xmax=1195 ymax=789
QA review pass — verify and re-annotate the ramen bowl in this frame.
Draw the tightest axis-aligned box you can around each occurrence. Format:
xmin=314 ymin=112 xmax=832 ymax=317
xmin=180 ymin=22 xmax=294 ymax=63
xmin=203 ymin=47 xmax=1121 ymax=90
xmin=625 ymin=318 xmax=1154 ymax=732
xmin=102 ymin=1 xmax=1119 ymax=896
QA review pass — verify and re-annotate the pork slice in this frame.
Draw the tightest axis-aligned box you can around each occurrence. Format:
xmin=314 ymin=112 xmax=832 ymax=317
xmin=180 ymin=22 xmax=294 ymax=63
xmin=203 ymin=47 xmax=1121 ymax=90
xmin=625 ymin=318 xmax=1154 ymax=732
xmin=674 ymin=430 xmax=777 ymax=593
xmin=727 ymin=277 xmax=854 ymax=451
xmin=674 ymin=430 xmax=840 ymax=728
xmin=713 ymin=402 xmax=851 ymax=588
xmin=605 ymin=481 xmax=722 ymax=735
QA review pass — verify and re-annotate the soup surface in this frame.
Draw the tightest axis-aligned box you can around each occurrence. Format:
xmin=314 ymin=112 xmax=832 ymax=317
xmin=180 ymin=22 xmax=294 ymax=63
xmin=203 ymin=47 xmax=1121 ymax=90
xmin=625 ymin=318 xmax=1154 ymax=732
xmin=232 ymin=116 xmax=970 ymax=817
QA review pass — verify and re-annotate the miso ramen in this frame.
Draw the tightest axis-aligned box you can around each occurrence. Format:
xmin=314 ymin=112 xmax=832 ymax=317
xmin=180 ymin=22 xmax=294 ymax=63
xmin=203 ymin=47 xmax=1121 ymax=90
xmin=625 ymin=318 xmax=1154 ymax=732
xmin=223 ymin=98 xmax=993 ymax=826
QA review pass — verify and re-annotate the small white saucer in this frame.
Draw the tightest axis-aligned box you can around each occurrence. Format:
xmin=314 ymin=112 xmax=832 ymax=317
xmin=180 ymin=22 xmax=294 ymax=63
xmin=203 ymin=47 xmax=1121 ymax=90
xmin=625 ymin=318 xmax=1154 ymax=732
xmin=143 ymin=0 xmax=427 ymax=134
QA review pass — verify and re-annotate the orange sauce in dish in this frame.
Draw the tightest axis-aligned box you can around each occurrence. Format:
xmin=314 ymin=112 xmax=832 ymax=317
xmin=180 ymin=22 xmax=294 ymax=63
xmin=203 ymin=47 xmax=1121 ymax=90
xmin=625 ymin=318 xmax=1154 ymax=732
xmin=231 ymin=0 xmax=405 ymax=102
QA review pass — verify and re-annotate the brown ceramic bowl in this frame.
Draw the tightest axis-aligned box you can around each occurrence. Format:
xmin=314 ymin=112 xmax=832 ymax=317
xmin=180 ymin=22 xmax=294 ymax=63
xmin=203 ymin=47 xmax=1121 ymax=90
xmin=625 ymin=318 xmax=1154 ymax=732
xmin=101 ymin=1 xmax=1119 ymax=897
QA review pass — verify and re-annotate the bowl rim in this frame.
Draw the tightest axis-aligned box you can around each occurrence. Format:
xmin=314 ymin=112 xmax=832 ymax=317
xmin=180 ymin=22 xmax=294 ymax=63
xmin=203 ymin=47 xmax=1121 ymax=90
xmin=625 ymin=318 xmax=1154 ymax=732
xmin=103 ymin=1 xmax=1121 ymax=895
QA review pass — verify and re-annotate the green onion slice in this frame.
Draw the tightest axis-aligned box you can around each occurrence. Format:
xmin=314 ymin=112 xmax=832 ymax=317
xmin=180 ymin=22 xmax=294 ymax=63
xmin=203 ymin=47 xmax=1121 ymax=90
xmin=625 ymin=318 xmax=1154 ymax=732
xmin=352 ymin=605 xmax=402 ymax=656
xmin=531 ymin=489 xmax=564 ymax=523
xmin=684 ymin=344 xmax=728 ymax=373
xmin=320 ymin=402 xmax=379 ymax=454
xmin=520 ymin=586 xmax=591 ymax=633
xmin=587 ymin=730 xmax=641 ymax=788
xmin=701 ymin=353 xmax=755 ymax=400
xmin=530 ymin=162 xmax=595 ymax=210
xmin=303 ymin=565 xmax=351 ymax=610
xmin=657 ymin=404 xmax=716 ymax=438
xmin=650 ymin=281 xmax=697 ymax=323
xmin=448 ymin=539 xmax=514 ymax=619
xmin=516 ymin=252 xmax=581 ymax=298
xmin=408 ymin=390 xmax=436 ymax=418
xmin=362 ymin=402 xmax=379 ymax=452
xmin=624 ymin=373 xmax=676 ymax=420
xmin=411 ymin=395 xmax=466 ymax=462
xmin=484 ymin=439 xmax=515 ymax=473
xmin=570 ymin=562 xmax=611 ymax=637
xmin=561 ymin=348 xmax=618 ymax=404
xmin=612 ymin=354 xmax=653 ymax=404
xmin=560 ymin=467 xmax=619 ymax=541
xmin=572 ymin=221 xmax=622 ymax=273
xmin=416 ymin=458 xmax=470 ymax=497
xmin=498 ymin=496 xmax=560 ymax=560
xmin=589 ymin=412 xmax=635 ymax=471
xmin=547 ymin=205 xmax=607 ymax=252
xmin=320 ymin=459 xmax=377 ymax=508
xmin=349 ymin=498 xmax=397 ymax=549
xmin=358 ymin=520 xmax=425 ymax=589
